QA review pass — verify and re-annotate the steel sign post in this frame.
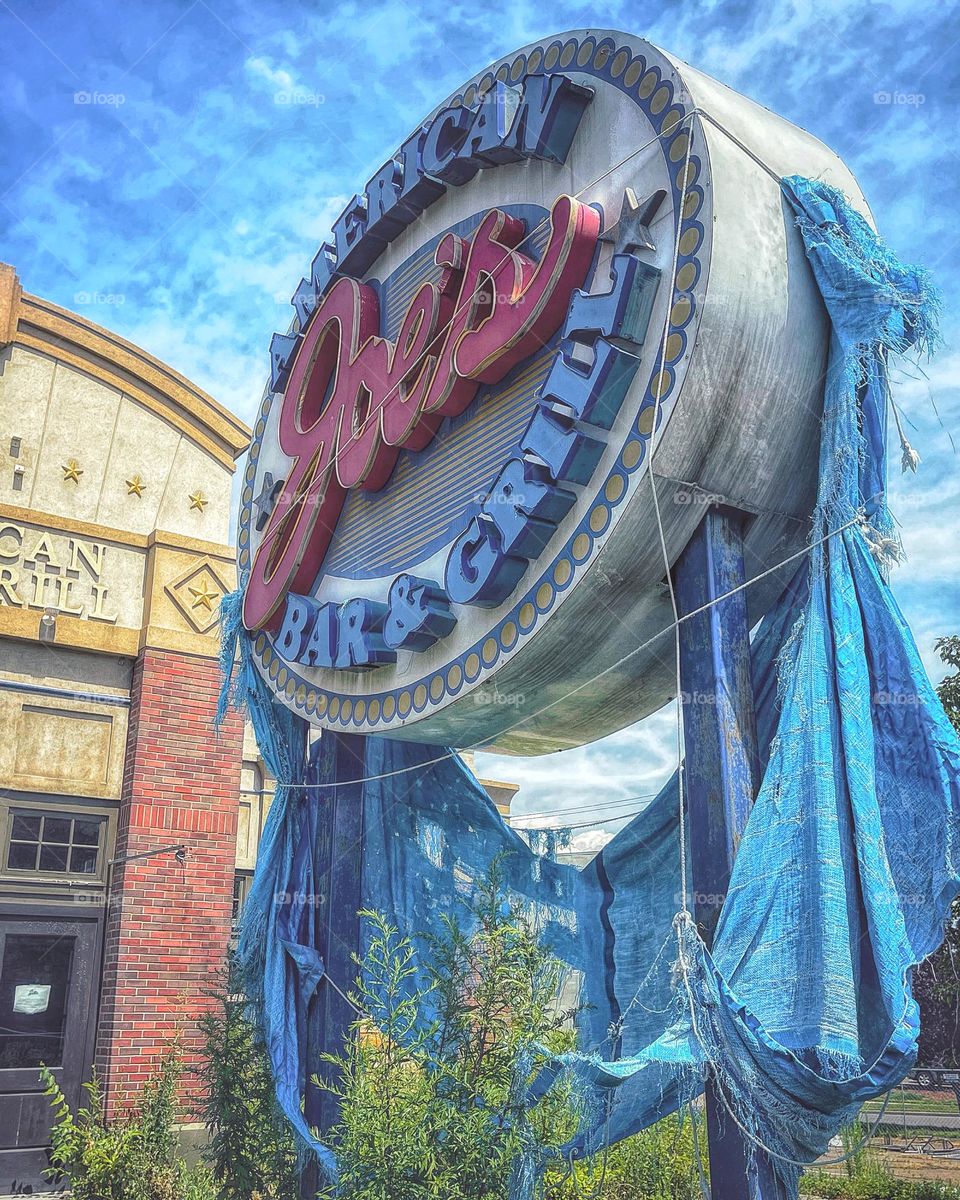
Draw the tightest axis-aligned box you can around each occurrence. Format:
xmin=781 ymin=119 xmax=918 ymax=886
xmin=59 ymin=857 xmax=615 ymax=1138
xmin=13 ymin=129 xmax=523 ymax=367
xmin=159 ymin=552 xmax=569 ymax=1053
xmin=673 ymin=507 xmax=779 ymax=1199
xmin=318 ymin=732 xmax=367 ymax=1126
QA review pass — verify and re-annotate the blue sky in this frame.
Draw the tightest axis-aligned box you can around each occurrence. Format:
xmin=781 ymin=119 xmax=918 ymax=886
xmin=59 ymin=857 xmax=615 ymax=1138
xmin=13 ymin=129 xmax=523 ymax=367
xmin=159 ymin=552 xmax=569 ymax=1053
xmin=2 ymin=0 xmax=958 ymax=838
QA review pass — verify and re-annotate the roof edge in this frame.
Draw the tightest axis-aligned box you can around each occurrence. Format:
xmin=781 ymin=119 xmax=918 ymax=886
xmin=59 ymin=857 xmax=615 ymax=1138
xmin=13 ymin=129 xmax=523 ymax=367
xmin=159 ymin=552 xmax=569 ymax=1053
xmin=1 ymin=263 xmax=251 ymax=470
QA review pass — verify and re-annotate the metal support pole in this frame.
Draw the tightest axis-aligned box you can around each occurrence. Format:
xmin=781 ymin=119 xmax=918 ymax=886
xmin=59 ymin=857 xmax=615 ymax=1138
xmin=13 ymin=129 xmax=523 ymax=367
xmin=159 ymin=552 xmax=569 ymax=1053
xmin=673 ymin=507 xmax=781 ymax=1199
xmin=301 ymin=730 xmax=367 ymax=1199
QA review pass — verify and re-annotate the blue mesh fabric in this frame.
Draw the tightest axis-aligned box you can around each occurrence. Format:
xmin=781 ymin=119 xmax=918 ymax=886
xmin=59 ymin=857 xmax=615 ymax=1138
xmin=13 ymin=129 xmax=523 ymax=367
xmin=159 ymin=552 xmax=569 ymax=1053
xmin=220 ymin=177 xmax=960 ymax=1196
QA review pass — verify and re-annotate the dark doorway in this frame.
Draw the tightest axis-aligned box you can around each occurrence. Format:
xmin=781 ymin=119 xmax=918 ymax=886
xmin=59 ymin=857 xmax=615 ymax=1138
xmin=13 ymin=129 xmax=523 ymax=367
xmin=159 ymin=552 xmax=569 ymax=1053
xmin=0 ymin=914 xmax=101 ymax=1194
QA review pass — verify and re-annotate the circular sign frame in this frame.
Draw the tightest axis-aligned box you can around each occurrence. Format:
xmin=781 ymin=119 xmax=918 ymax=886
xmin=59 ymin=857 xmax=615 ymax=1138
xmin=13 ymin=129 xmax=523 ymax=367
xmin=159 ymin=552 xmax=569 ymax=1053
xmin=238 ymin=30 xmax=868 ymax=754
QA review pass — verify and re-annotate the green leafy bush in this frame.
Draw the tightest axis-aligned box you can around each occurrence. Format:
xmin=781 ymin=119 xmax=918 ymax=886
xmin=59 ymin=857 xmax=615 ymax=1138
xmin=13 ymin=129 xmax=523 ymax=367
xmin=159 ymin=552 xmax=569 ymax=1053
xmin=546 ymin=1111 xmax=707 ymax=1199
xmin=194 ymin=965 xmax=300 ymax=1200
xmin=316 ymin=866 xmax=582 ymax=1200
xmin=803 ymin=1146 xmax=960 ymax=1199
xmin=41 ymin=1054 xmax=216 ymax=1200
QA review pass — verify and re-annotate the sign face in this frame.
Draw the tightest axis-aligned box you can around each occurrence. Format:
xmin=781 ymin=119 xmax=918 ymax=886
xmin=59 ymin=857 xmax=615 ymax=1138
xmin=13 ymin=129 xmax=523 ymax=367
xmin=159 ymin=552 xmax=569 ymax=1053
xmin=238 ymin=31 xmax=861 ymax=751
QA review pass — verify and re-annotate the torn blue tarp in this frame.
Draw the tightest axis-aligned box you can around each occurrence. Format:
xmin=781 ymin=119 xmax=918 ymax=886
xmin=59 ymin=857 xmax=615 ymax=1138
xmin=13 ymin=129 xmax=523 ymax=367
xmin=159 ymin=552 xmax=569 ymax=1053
xmin=220 ymin=176 xmax=959 ymax=1196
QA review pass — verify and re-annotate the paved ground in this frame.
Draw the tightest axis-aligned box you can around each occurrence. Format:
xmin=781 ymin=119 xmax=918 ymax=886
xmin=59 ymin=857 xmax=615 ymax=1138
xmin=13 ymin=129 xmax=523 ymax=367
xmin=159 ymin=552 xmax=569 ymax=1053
xmin=873 ymin=1109 xmax=960 ymax=1131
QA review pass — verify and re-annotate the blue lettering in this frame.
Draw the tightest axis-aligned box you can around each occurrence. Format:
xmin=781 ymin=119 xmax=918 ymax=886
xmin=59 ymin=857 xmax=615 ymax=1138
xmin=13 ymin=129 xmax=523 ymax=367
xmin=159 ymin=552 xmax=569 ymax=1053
xmin=269 ymin=331 xmax=301 ymax=394
xmin=458 ymin=82 xmax=522 ymax=167
xmin=310 ymin=242 xmax=337 ymax=296
xmin=541 ymin=338 xmax=640 ymax=431
xmin=276 ymin=594 xmax=339 ymax=666
xmin=332 ymin=194 xmax=388 ymax=275
xmin=520 ymin=403 xmax=604 ymax=485
xmin=421 ymin=106 xmax=479 ymax=185
xmin=335 ymin=597 xmax=396 ymax=669
xmin=452 ymin=73 xmax=594 ymax=177
xmin=332 ymin=194 xmax=366 ymax=262
xmin=566 ymin=255 xmax=661 ymax=347
xmin=398 ymin=124 xmax=447 ymax=214
xmin=364 ymin=158 xmax=411 ymax=240
xmin=297 ymin=73 xmax=592 ymax=301
xmin=501 ymin=73 xmax=593 ymax=164
xmin=383 ymin=574 xmax=457 ymax=650
xmin=291 ymin=277 xmax=319 ymax=326
xmin=301 ymin=604 xmax=338 ymax=668
xmin=276 ymin=593 xmax=313 ymax=660
xmin=482 ymin=455 xmax=575 ymax=558
xmin=445 ymin=514 xmax=526 ymax=607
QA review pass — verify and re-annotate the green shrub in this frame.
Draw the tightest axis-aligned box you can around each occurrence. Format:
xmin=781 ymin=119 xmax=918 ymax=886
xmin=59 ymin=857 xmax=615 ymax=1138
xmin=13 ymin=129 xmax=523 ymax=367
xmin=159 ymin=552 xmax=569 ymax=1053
xmin=543 ymin=1110 xmax=706 ymax=1200
xmin=800 ymin=1112 xmax=960 ymax=1200
xmin=317 ymin=865 xmax=582 ymax=1200
xmin=194 ymin=965 xmax=300 ymax=1200
xmin=803 ymin=1154 xmax=960 ymax=1199
xmin=41 ymin=1054 xmax=216 ymax=1200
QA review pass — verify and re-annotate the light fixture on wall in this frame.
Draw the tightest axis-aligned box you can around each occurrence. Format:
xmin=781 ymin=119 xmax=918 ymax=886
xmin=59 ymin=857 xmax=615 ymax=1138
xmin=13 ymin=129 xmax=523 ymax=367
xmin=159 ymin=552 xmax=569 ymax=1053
xmin=39 ymin=607 xmax=57 ymax=643
xmin=110 ymin=842 xmax=188 ymax=868
xmin=105 ymin=843 xmax=190 ymax=908
xmin=9 ymin=436 xmax=24 ymax=492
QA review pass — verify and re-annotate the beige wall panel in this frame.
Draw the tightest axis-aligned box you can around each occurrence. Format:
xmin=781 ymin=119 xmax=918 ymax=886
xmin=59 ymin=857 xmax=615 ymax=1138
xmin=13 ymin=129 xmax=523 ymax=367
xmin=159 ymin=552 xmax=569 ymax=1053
xmin=0 ymin=346 xmax=56 ymax=505
xmin=236 ymin=756 xmax=273 ymax=868
xmin=32 ymin=361 xmax=121 ymax=523
xmin=0 ymin=690 xmax=127 ymax=799
xmin=0 ymin=638 xmax=131 ymax=692
xmin=15 ymin=704 xmax=113 ymax=786
xmin=156 ymin=439 xmax=232 ymax=546
xmin=235 ymin=798 xmax=255 ymax=869
xmin=144 ymin=539 xmax=235 ymax=658
xmin=242 ymin=723 xmax=260 ymax=760
xmin=97 ymin=395 xmax=181 ymax=534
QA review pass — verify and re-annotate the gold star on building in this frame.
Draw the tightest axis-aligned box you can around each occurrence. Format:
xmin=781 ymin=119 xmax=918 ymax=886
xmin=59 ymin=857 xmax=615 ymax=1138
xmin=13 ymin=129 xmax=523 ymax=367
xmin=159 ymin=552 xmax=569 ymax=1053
xmin=188 ymin=490 xmax=208 ymax=512
xmin=125 ymin=474 xmax=145 ymax=497
xmin=188 ymin=582 xmax=219 ymax=612
xmin=62 ymin=459 xmax=83 ymax=484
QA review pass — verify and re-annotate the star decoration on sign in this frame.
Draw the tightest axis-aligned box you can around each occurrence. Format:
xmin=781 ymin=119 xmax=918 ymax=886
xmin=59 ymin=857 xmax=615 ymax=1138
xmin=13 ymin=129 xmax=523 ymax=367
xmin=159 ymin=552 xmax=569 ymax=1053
xmin=62 ymin=459 xmax=83 ymax=484
xmin=188 ymin=582 xmax=219 ymax=612
xmin=188 ymin=490 xmax=208 ymax=513
xmin=252 ymin=471 xmax=285 ymax=531
xmin=601 ymin=187 xmax=667 ymax=257
xmin=126 ymin=474 xmax=145 ymax=497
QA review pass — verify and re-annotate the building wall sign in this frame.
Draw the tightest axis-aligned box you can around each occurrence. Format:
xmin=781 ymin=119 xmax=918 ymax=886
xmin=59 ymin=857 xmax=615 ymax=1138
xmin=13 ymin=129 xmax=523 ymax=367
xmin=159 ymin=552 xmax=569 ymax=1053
xmin=0 ymin=522 xmax=118 ymax=622
xmin=238 ymin=31 xmax=869 ymax=753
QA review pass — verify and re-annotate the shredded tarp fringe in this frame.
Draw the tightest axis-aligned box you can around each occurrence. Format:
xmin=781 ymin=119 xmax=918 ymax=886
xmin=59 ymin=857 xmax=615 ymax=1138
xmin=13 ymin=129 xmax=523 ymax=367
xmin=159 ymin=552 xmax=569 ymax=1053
xmin=216 ymin=580 xmax=340 ymax=1182
xmin=221 ymin=177 xmax=959 ymax=1197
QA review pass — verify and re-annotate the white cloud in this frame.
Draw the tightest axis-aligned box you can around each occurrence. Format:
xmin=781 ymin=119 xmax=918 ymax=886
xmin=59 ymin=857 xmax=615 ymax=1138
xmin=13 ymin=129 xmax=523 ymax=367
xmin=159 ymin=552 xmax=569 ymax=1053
xmin=244 ymin=56 xmax=297 ymax=94
xmin=566 ymin=829 xmax=614 ymax=855
xmin=476 ymin=703 xmax=680 ymax=820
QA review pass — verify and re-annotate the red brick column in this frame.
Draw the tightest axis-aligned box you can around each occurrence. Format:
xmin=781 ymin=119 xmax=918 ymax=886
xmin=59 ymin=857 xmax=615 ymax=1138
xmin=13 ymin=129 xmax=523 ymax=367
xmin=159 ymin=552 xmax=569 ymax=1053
xmin=95 ymin=647 xmax=243 ymax=1113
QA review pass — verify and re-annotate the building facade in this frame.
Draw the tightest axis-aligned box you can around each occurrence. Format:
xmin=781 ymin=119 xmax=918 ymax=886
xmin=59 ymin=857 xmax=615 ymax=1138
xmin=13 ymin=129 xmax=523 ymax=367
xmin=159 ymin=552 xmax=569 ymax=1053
xmin=0 ymin=265 xmax=530 ymax=1190
xmin=0 ymin=264 xmax=250 ymax=1191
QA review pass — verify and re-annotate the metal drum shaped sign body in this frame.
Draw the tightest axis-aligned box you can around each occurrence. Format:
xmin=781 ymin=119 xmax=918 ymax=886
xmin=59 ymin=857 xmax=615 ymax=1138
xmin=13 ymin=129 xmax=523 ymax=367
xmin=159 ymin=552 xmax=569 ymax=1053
xmin=239 ymin=30 xmax=869 ymax=755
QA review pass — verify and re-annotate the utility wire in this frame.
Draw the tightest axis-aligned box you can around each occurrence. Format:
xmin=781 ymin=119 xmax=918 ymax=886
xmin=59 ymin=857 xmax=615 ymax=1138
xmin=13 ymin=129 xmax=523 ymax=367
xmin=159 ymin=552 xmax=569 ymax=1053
xmin=512 ymin=790 xmax=659 ymax=823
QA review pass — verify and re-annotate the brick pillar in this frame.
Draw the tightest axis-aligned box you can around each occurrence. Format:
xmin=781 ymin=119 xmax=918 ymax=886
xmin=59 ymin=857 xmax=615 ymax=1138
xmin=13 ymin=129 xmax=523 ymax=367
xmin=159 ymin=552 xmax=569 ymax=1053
xmin=95 ymin=647 xmax=243 ymax=1113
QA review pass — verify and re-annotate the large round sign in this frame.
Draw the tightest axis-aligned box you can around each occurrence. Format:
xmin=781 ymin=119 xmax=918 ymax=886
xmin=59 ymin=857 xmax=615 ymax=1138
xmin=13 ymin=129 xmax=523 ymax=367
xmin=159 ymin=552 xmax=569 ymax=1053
xmin=238 ymin=30 xmax=868 ymax=754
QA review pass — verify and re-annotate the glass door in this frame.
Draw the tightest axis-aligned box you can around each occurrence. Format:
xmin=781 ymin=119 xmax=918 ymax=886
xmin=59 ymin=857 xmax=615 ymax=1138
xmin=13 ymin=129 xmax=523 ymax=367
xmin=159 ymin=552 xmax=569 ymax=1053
xmin=0 ymin=915 xmax=100 ymax=1191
